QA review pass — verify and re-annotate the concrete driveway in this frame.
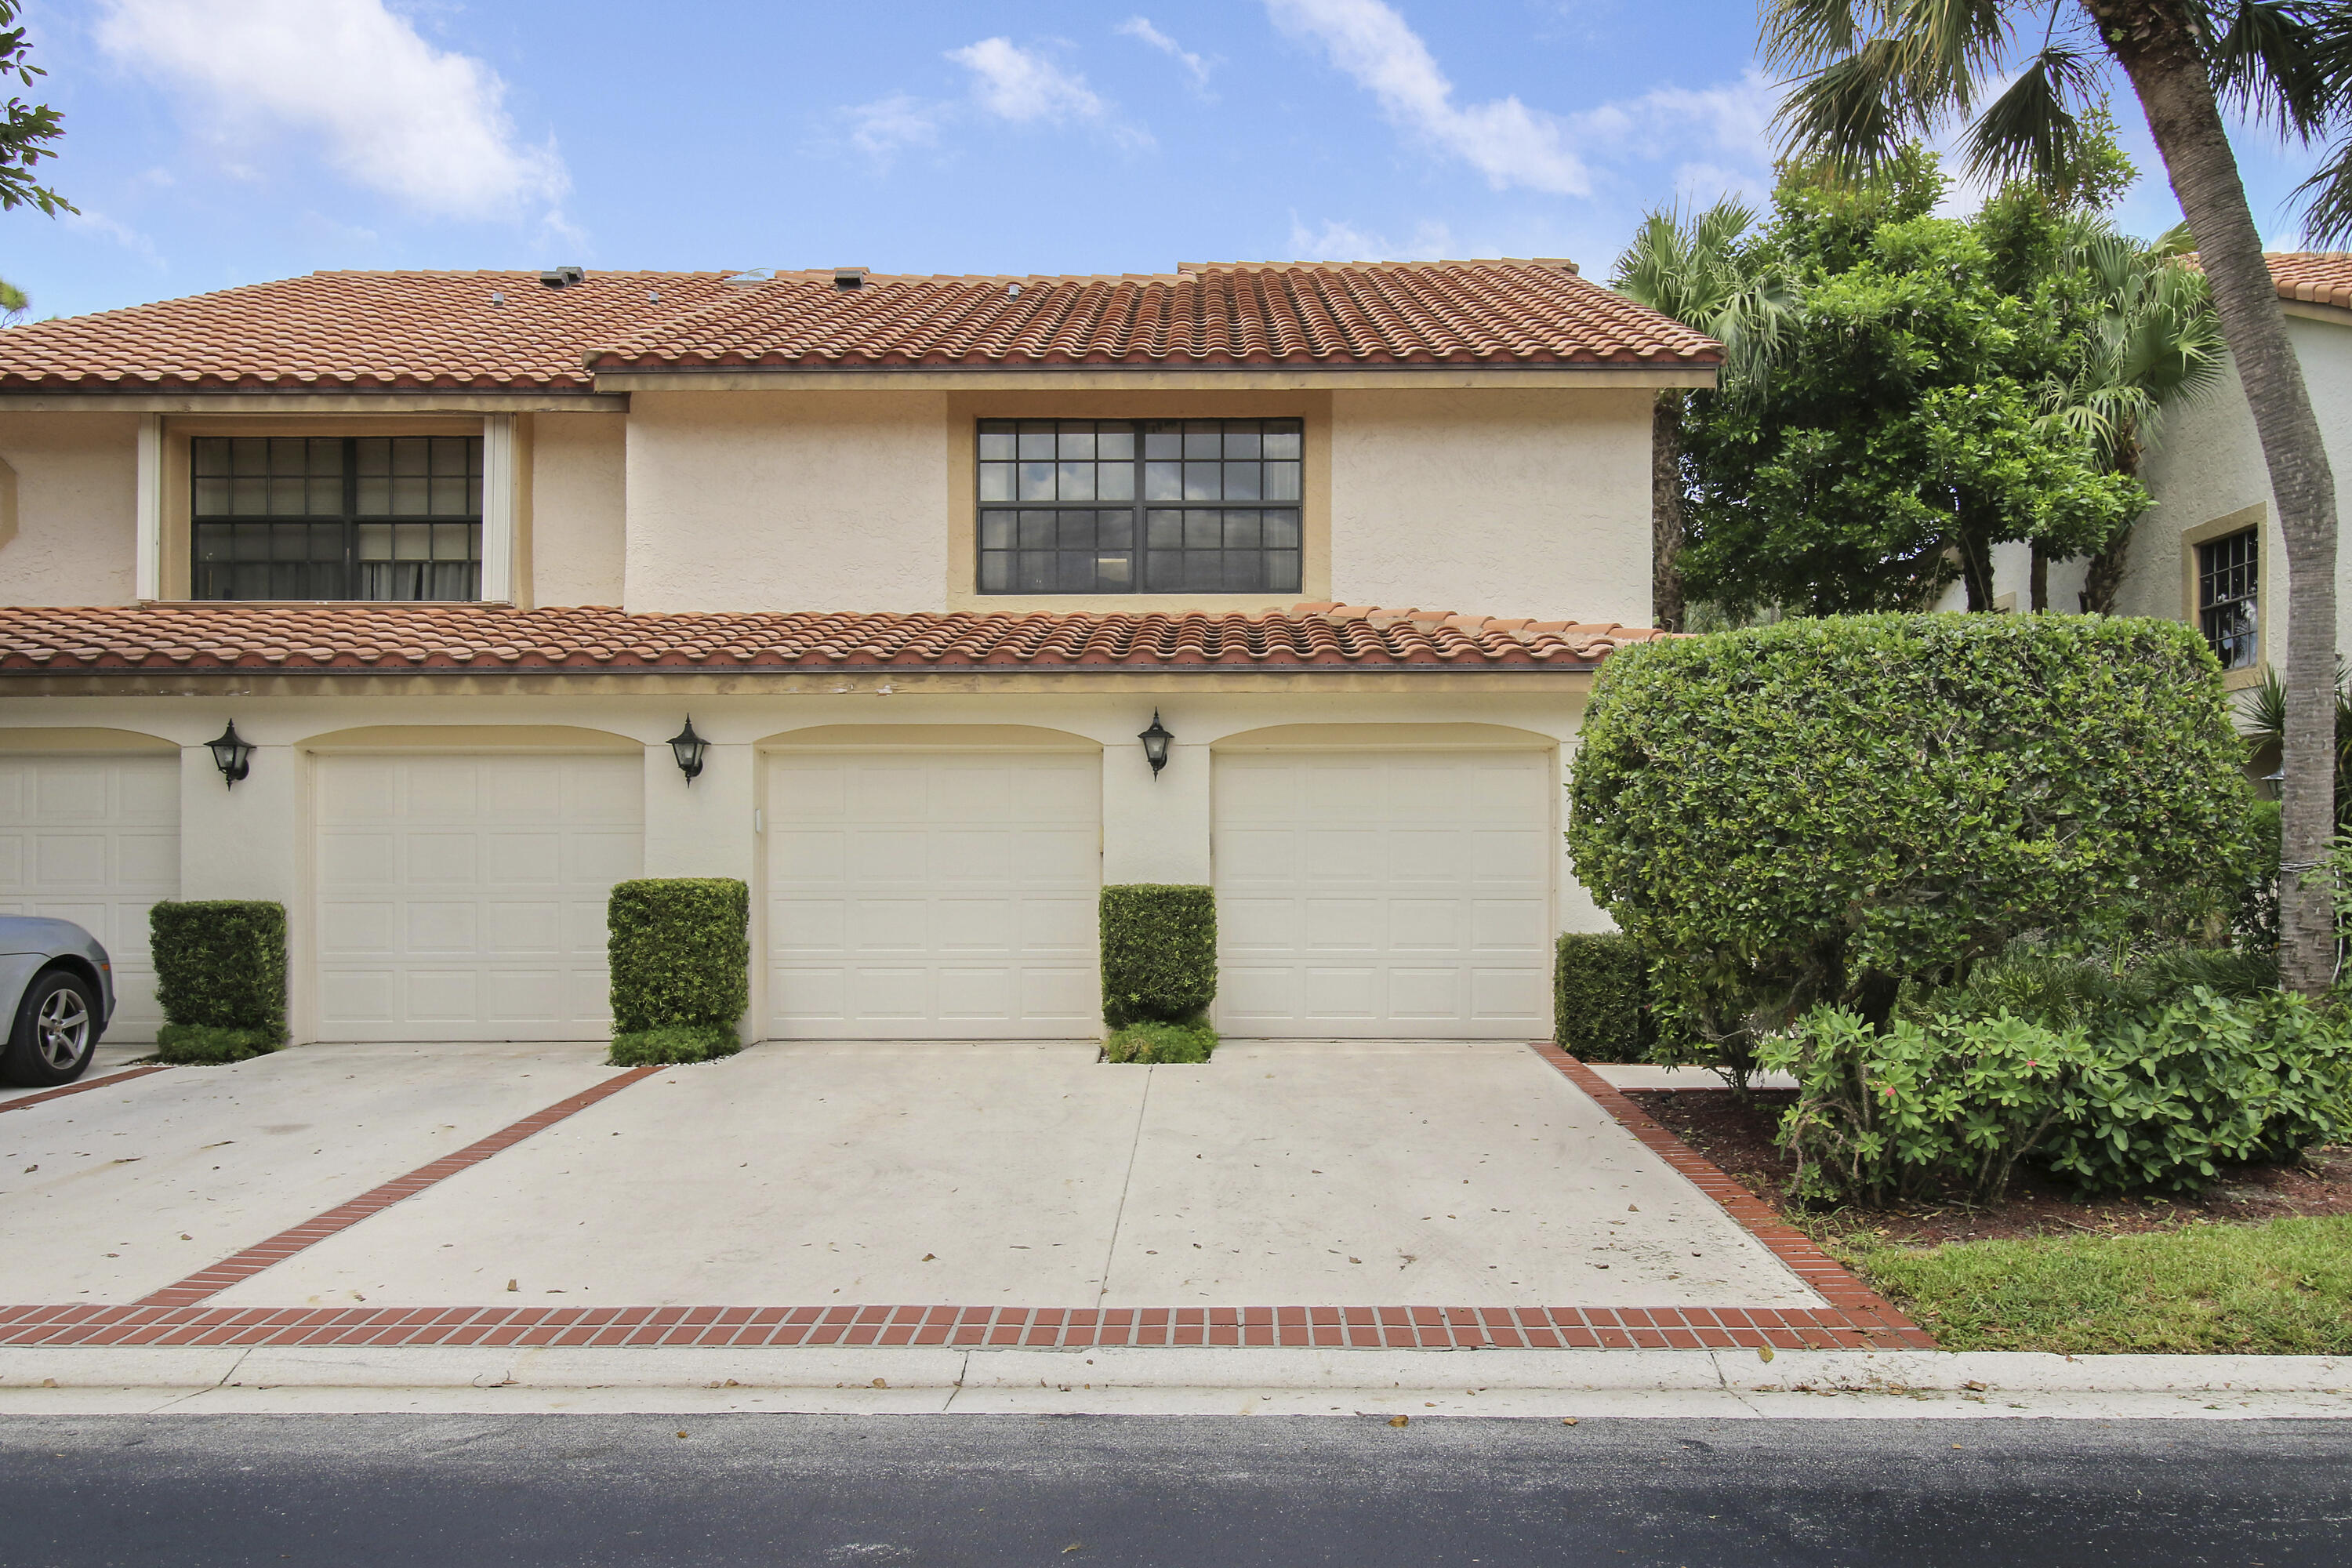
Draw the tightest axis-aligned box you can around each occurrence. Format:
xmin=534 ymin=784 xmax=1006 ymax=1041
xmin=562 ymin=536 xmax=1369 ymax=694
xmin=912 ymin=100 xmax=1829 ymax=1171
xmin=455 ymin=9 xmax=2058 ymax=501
xmin=1 ymin=1041 xmax=1822 ymax=1315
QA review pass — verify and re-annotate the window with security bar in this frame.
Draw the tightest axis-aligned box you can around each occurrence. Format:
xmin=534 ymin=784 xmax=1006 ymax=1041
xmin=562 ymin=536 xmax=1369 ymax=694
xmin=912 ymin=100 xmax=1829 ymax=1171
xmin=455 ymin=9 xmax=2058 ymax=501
xmin=2197 ymin=529 xmax=2259 ymax=670
xmin=976 ymin=418 xmax=1303 ymax=594
xmin=191 ymin=436 xmax=483 ymax=601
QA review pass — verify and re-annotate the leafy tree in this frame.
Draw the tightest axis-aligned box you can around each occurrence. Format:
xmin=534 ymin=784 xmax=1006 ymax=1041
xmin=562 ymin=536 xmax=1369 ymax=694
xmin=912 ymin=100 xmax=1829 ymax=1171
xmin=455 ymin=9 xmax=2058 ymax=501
xmin=1757 ymin=0 xmax=2349 ymax=993
xmin=1608 ymin=202 xmax=1795 ymax=630
xmin=1678 ymin=158 xmax=2145 ymax=615
xmin=0 ymin=0 xmax=66 ymax=217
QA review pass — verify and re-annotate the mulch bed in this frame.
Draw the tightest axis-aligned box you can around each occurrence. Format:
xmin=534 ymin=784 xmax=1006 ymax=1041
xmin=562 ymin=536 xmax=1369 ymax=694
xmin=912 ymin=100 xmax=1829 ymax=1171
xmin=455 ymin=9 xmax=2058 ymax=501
xmin=1626 ymin=1087 xmax=2352 ymax=1249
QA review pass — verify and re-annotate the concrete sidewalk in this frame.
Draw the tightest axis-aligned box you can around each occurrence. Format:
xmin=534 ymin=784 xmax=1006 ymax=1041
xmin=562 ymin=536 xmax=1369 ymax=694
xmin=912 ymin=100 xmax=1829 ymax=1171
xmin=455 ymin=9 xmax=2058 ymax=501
xmin=0 ymin=1344 xmax=2343 ymax=1420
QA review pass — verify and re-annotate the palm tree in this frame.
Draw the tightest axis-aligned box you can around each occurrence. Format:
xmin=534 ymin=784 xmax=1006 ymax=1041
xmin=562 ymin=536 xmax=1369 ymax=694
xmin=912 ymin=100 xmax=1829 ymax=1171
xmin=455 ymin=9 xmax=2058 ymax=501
xmin=1610 ymin=201 xmax=1795 ymax=631
xmin=1762 ymin=0 xmax=2345 ymax=995
xmin=2039 ymin=220 xmax=2224 ymax=611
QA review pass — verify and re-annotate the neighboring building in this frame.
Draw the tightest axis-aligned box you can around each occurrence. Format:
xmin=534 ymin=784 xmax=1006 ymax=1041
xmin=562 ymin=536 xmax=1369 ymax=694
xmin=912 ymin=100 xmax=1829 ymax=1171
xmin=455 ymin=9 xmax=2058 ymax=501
xmin=1965 ymin=252 xmax=2352 ymax=690
xmin=0 ymin=261 xmax=1712 ymax=1046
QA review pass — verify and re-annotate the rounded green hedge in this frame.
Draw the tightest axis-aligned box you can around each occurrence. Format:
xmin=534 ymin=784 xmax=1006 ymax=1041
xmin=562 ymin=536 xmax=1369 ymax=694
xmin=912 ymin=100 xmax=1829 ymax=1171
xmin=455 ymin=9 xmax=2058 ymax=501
xmin=1566 ymin=614 xmax=2252 ymax=1057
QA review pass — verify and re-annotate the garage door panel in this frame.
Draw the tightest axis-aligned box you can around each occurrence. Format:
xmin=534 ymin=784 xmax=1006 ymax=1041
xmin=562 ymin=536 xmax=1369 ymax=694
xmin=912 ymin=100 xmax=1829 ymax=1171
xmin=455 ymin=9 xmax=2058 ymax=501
xmin=768 ymin=752 xmax=1100 ymax=1040
xmin=1471 ymin=967 xmax=1550 ymax=1021
xmin=0 ymin=753 xmax=181 ymax=1044
xmin=314 ymin=754 xmax=641 ymax=1042
xmin=1472 ymin=898 xmax=1551 ymax=949
xmin=1214 ymin=750 xmax=1552 ymax=1039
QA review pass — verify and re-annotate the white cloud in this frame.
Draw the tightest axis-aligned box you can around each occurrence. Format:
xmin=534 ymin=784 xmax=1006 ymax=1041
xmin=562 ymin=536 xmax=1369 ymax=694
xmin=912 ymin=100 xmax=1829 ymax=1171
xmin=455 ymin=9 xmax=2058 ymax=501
xmin=949 ymin=37 xmax=1107 ymax=125
xmin=94 ymin=0 xmax=568 ymax=221
xmin=846 ymin=93 xmax=944 ymax=163
xmin=1266 ymin=0 xmax=1588 ymax=195
xmin=65 ymin=208 xmax=165 ymax=267
xmin=1286 ymin=214 xmax=1454 ymax=260
xmin=1117 ymin=16 xmax=1212 ymax=89
xmin=1571 ymin=69 xmax=1780 ymax=204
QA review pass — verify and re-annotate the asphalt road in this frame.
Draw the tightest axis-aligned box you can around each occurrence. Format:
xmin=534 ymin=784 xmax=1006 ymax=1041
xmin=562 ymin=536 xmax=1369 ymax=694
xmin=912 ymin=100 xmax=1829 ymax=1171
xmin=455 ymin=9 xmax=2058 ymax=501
xmin=0 ymin=1414 xmax=2344 ymax=1566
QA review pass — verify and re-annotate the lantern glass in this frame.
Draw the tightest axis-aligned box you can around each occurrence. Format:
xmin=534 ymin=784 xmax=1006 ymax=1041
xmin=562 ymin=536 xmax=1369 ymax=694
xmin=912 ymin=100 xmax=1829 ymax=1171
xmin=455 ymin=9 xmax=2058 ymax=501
xmin=1138 ymin=711 xmax=1174 ymax=777
xmin=667 ymin=717 xmax=709 ymax=782
xmin=206 ymin=721 xmax=254 ymax=788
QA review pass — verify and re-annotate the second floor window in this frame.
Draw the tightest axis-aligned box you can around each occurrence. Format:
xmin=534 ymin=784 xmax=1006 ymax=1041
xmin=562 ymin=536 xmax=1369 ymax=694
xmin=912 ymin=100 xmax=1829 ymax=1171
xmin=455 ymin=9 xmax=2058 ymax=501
xmin=192 ymin=436 xmax=482 ymax=601
xmin=2198 ymin=529 xmax=2259 ymax=670
xmin=977 ymin=418 xmax=1303 ymax=595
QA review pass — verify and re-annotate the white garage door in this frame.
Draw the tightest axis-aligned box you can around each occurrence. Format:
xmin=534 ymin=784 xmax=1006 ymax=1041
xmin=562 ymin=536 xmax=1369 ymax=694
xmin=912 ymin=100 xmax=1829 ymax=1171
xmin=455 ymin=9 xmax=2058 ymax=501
xmin=766 ymin=752 xmax=1100 ymax=1039
xmin=315 ymin=753 xmax=643 ymax=1042
xmin=0 ymin=753 xmax=180 ymax=1042
xmin=1214 ymin=750 xmax=1553 ymax=1038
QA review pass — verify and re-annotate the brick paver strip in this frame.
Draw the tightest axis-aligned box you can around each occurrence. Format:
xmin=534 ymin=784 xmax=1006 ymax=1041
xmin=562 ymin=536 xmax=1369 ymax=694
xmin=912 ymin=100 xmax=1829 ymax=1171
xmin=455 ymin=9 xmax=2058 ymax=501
xmin=0 ymin=1064 xmax=171 ymax=1114
xmin=0 ymin=1047 xmax=1933 ymax=1351
xmin=127 ymin=1065 xmax=664 ymax=1308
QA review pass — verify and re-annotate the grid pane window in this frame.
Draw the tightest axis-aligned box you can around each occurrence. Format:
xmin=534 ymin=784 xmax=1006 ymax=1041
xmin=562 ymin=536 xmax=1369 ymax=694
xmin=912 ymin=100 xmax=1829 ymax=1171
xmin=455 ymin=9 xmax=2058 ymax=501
xmin=977 ymin=418 xmax=1302 ymax=595
xmin=191 ymin=436 xmax=482 ymax=601
xmin=2198 ymin=530 xmax=2259 ymax=670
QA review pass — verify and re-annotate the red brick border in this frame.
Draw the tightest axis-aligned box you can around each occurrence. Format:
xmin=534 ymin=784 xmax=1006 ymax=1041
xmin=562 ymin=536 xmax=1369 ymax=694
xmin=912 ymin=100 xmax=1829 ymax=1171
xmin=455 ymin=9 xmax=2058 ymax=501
xmin=0 ymin=1063 xmax=171 ymax=1114
xmin=0 ymin=1046 xmax=1931 ymax=1352
xmin=131 ymin=1066 xmax=664 ymax=1308
xmin=0 ymin=1299 xmax=1924 ymax=1351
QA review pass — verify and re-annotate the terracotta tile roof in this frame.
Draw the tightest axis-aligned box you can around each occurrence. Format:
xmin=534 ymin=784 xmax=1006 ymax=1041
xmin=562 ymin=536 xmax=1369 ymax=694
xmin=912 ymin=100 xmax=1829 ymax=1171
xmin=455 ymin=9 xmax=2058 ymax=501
xmin=0 ymin=604 xmax=1664 ymax=674
xmin=0 ymin=261 xmax=1718 ymax=393
xmin=588 ymin=260 xmax=1722 ymax=372
xmin=2268 ymin=252 xmax=2352 ymax=310
xmin=0 ymin=270 xmax=739 ymax=394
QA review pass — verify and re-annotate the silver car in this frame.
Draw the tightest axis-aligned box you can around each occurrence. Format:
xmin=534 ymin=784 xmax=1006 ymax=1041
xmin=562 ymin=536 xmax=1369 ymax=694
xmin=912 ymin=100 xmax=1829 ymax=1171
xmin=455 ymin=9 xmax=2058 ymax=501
xmin=1 ymin=916 xmax=114 ymax=1087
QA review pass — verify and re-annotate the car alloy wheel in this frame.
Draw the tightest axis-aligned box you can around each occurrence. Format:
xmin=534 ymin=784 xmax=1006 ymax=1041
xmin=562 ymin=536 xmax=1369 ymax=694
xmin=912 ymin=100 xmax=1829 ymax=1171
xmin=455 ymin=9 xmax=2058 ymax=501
xmin=34 ymin=984 xmax=91 ymax=1072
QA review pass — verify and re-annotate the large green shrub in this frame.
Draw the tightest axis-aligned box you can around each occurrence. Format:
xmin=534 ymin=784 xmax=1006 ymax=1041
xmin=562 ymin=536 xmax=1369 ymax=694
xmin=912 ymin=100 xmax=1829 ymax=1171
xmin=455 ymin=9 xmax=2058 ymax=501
xmin=1101 ymin=885 xmax=1216 ymax=1028
xmin=607 ymin=878 xmax=749 ymax=1066
xmin=1554 ymin=932 xmax=1648 ymax=1061
xmin=150 ymin=901 xmax=286 ymax=1065
xmin=1567 ymin=615 xmax=2251 ymax=1073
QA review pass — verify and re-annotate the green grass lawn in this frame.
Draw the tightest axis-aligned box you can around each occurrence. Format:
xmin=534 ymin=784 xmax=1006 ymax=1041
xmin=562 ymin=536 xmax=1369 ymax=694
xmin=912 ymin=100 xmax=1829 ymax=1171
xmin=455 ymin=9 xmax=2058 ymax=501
xmin=1838 ymin=1216 xmax=2352 ymax=1355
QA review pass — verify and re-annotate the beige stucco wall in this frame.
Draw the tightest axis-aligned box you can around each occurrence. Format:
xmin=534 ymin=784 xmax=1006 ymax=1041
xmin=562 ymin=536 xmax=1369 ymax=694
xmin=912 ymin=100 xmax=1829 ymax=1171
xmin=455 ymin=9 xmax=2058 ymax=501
xmin=1328 ymin=387 xmax=1653 ymax=624
xmin=622 ymin=389 xmax=952 ymax=613
xmin=2114 ymin=314 xmax=2352 ymax=670
xmin=0 ymin=412 xmax=142 ymax=604
xmin=528 ymin=411 xmax=628 ymax=607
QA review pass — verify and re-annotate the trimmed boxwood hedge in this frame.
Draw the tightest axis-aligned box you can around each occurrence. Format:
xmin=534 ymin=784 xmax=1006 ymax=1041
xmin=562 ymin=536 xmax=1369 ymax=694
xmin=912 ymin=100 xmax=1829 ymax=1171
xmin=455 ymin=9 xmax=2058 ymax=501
xmin=1554 ymin=931 xmax=1649 ymax=1062
xmin=1101 ymin=884 xmax=1216 ymax=1029
xmin=1567 ymin=614 xmax=2252 ymax=1075
xmin=608 ymin=877 xmax=749 ymax=1065
xmin=150 ymin=900 xmax=286 ymax=1065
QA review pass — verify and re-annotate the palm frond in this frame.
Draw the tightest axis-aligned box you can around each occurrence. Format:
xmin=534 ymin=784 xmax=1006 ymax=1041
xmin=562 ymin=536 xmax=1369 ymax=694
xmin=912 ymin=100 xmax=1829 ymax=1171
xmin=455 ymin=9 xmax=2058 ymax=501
xmin=1777 ymin=38 xmax=1939 ymax=169
xmin=2292 ymin=126 xmax=2352 ymax=245
xmin=1962 ymin=45 xmax=2097 ymax=191
xmin=1895 ymin=0 xmax=2015 ymax=103
xmin=2210 ymin=0 xmax=2334 ymax=140
xmin=1760 ymin=0 xmax=1876 ymax=71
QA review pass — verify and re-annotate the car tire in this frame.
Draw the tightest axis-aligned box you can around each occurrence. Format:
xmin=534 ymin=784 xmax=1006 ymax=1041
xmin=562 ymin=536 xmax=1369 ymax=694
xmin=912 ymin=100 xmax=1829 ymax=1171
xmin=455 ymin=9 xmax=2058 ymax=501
xmin=3 ymin=969 xmax=101 ymax=1087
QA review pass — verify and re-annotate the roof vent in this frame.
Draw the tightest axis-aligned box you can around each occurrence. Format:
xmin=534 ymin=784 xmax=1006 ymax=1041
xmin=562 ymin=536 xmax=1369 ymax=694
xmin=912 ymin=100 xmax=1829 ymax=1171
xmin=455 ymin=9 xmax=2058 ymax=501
xmin=489 ymin=290 xmax=506 ymax=306
xmin=1007 ymin=281 xmax=1022 ymax=298
xmin=539 ymin=264 xmax=586 ymax=289
xmin=833 ymin=267 xmax=869 ymax=292
xmin=724 ymin=268 xmax=772 ymax=287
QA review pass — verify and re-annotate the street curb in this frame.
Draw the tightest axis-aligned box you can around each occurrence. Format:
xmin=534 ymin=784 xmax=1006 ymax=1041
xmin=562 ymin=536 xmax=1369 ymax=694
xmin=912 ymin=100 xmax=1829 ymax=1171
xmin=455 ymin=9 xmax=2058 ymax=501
xmin=2 ymin=1344 xmax=2343 ymax=1396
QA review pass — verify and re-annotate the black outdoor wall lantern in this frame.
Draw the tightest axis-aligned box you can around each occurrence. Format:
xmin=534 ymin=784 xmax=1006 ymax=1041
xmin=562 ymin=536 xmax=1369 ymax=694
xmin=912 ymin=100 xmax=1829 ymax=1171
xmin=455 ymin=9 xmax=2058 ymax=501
xmin=668 ymin=717 xmax=710 ymax=784
xmin=206 ymin=721 xmax=255 ymax=789
xmin=1138 ymin=710 xmax=1174 ymax=779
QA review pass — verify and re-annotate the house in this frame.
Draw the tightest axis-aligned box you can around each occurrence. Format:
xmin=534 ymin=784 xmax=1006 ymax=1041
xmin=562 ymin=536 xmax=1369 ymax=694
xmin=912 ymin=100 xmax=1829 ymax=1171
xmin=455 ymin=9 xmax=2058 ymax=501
xmin=1965 ymin=252 xmax=2352 ymax=688
xmin=0 ymin=260 xmax=1713 ymax=1047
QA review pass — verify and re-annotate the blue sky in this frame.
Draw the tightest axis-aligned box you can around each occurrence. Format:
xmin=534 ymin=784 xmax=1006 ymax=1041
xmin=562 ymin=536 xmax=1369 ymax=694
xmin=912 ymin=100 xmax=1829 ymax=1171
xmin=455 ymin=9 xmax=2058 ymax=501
xmin=5 ymin=0 xmax=2336 ymax=321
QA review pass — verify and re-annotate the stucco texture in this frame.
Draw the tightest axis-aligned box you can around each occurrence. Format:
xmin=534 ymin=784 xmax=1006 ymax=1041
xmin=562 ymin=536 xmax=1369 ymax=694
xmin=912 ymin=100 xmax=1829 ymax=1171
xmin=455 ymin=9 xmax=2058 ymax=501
xmin=1328 ymin=387 xmax=1652 ymax=624
xmin=0 ymin=412 xmax=141 ymax=605
xmin=622 ymin=389 xmax=951 ymax=613
xmin=526 ymin=412 xmax=627 ymax=608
